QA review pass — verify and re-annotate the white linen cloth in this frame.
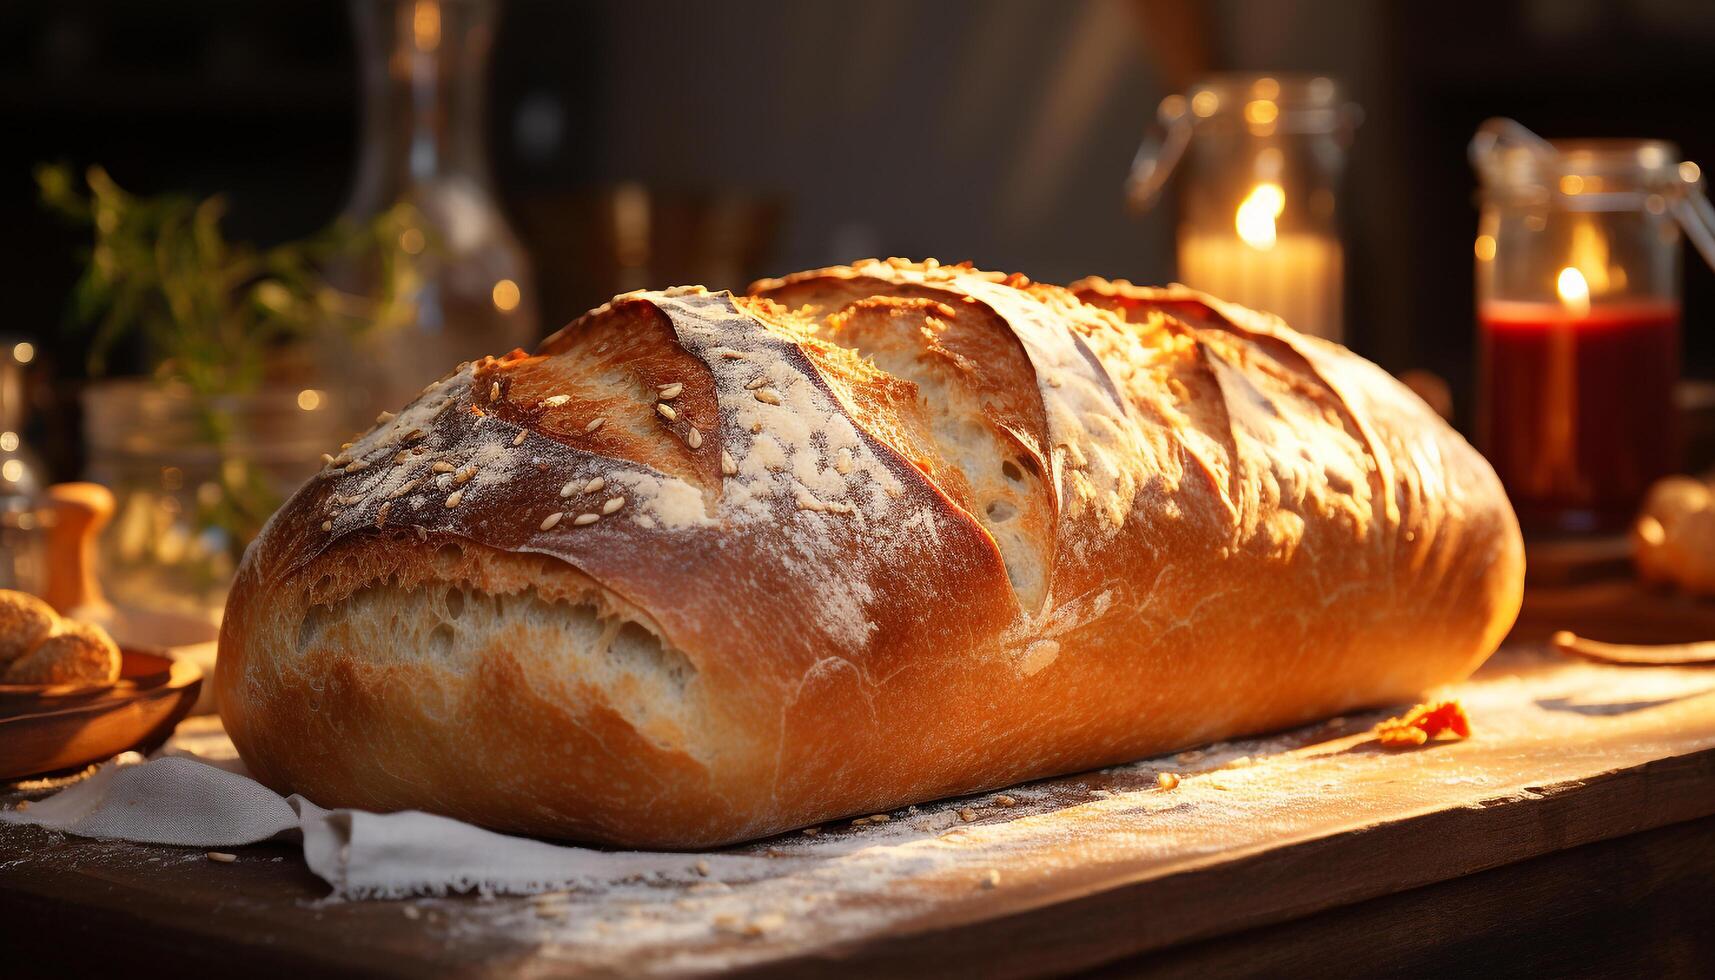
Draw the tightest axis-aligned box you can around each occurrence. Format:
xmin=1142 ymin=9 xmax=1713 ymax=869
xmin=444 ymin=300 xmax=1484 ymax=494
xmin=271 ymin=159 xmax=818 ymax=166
xmin=0 ymin=745 xmax=747 ymax=899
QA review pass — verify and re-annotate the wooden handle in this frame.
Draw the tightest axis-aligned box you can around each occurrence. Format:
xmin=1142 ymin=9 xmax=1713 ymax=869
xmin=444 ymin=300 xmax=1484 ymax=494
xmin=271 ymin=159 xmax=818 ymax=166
xmin=1552 ymin=630 xmax=1715 ymax=666
xmin=42 ymin=481 xmax=115 ymax=621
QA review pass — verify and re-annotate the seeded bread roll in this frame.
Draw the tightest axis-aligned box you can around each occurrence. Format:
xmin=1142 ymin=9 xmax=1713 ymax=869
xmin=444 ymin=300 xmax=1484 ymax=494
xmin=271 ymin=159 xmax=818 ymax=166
xmin=217 ymin=260 xmax=1524 ymax=848
xmin=0 ymin=590 xmax=57 ymax=672
xmin=4 ymin=620 xmax=121 ymax=686
xmin=0 ymin=589 xmax=121 ymax=687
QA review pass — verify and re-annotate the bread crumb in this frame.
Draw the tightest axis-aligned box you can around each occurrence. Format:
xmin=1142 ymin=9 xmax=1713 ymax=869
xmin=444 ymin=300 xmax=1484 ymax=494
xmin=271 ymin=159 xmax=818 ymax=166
xmin=958 ymin=807 xmax=977 ymax=822
xmin=1157 ymin=772 xmax=1181 ymax=791
xmin=1374 ymin=700 xmax=1471 ymax=748
xmin=694 ymin=859 xmax=711 ymax=876
xmin=801 ymin=826 xmax=820 ymax=836
xmin=993 ymin=794 xmax=1017 ymax=807
xmin=402 ymin=905 xmax=422 ymax=919
xmin=980 ymin=869 xmax=1001 ymax=890
xmin=744 ymin=913 xmax=785 ymax=937
xmin=206 ymin=851 xmax=237 ymax=863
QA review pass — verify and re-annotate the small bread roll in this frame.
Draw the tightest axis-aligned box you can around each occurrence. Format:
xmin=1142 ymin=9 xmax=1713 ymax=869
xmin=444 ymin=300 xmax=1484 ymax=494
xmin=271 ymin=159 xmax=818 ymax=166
xmin=1634 ymin=476 xmax=1715 ymax=595
xmin=0 ymin=589 xmax=58 ymax=672
xmin=3 ymin=620 xmax=121 ymax=686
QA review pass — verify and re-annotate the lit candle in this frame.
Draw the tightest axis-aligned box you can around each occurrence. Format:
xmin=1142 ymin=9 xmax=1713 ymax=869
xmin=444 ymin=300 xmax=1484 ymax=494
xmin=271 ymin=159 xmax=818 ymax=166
xmin=1177 ymin=183 xmax=1344 ymax=342
xmin=1478 ymin=226 xmax=1681 ymax=532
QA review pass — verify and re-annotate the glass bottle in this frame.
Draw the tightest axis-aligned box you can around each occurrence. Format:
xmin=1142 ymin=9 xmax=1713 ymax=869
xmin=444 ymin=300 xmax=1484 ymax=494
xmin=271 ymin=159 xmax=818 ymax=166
xmin=1470 ymin=120 xmax=1713 ymax=533
xmin=327 ymin=0 xmax=538 ymax=423
xmin=1129 ymin=74 xmax=1360 ymax=342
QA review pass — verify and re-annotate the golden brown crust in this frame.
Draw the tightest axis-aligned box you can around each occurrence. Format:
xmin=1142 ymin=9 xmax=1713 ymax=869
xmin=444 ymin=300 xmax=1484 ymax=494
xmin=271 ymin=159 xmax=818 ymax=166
xmin=218 ymin=261 xmax=1525 ymax=848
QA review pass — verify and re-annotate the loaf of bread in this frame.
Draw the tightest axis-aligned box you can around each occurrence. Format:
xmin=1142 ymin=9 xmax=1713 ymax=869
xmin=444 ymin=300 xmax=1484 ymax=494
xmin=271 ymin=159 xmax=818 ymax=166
xmin=217 ymin=260 xmax=1524 ymax=848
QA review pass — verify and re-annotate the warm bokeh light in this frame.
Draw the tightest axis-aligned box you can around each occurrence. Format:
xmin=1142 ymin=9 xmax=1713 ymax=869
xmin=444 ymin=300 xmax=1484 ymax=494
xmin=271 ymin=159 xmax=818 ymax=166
xmin=11 ymin=342 xmax=34 ymax=364
xmin=0 ymin=431 xmax=17 ymax=452
xmin=492 ymin=278 xmax=522 ymax=312
xmin=413 ymin=0 xmax=441 ymax=52
xmin=1235 ymin=183 xmax=1285 ymax=251
xmin=297 ymin=388 xmax=323 ymax=411
xmin=1557 ymin=266 xmax=1591 ymax=317
xmin=1680 ymin=160 xmax=1702 ymax=184
xmin=1474 ymin=234 xmax=1497 ymax=262
xmin=1 ymin=460 xmax=21 ymax=483
xmin=1190 ymin=90 xmax=1219 ymax=118
xmin=399 ymin=227 xmax=425 ymax=254
xmin=1244 ymin=99 xmax=1278 ymax=126
xmin=1253 ymin=77 xmax=1280 ymax=100
xmin=1559 ymin=174 xmax=1584 ymax=195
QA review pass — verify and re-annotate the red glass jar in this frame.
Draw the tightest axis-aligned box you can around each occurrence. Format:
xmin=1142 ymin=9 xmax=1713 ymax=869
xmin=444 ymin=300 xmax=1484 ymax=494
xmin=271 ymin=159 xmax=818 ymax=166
xmin=1472 ymin=126 xmax=1689 ymax=534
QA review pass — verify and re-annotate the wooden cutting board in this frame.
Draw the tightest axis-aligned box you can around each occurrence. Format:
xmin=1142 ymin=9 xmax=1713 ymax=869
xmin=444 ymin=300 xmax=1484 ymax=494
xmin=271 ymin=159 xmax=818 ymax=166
xmin=3 ymin=644 xmax=1715 ymax=977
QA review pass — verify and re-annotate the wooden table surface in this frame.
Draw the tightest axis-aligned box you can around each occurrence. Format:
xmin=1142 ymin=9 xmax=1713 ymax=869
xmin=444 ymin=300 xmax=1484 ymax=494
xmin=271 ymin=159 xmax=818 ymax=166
xmin=5 ymin=644 xmax=1715 ymax=978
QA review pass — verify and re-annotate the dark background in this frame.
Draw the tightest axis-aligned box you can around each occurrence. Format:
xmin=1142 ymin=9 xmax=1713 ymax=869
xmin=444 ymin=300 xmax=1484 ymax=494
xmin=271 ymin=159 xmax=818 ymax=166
xmin=5 ymin=0 xmax=1715 ymax=479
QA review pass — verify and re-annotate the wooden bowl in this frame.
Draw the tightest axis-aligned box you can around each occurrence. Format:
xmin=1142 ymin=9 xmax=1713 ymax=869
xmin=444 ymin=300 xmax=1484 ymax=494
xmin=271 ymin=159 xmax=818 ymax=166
xmin=0 ymin=647 xmax=203 ymax=781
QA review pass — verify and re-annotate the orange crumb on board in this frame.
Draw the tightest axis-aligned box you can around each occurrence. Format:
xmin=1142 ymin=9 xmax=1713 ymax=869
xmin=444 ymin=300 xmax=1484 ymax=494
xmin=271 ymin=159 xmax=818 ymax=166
xmin=1373 ymin=700 xmax=1471 ymax=748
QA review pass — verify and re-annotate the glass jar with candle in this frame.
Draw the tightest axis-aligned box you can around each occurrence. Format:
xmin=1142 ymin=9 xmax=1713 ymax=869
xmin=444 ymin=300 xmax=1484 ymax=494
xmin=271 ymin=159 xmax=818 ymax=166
xmin=1470 ymin=121 xmax=1703 ymax=534
xmin=1129 ymin=74 xmax=1360 ymax=342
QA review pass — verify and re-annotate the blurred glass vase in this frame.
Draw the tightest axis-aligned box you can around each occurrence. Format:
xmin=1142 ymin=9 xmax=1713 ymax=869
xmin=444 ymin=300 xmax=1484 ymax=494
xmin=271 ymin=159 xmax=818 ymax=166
xmin=327 ymin=0 xmax=539 ymax=422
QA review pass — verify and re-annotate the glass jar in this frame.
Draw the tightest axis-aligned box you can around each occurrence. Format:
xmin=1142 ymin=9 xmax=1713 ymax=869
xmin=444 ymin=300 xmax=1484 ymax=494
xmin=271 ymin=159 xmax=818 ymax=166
xmin=1129 ymin=74 xmax=1360 ymax=341
xmin=1470 ymin=121 xmax=1700 ymax=533
xmin=323 ymin=0 xmax=539 ymax=426
xmin=0 ymin=340 xmax=46 ymax=593
xmin=81 ymin=381 xmax=350 ymax=624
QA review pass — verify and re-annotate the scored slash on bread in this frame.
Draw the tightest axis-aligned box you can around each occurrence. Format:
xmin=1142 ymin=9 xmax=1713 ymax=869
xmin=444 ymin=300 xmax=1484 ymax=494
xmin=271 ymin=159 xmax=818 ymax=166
xmin=217 ymin=259 xmax=1524 ymax=849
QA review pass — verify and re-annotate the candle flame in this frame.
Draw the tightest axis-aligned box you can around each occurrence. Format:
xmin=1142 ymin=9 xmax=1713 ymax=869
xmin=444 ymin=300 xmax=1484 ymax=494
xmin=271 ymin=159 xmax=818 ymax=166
xmin=1567 ymin=220 xmax=1611 ymax=296
xmin=1235 ymin=183 xmax=1285 ymax=251
xmin=1556 ymin=267 xmax=1591 ymax=317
